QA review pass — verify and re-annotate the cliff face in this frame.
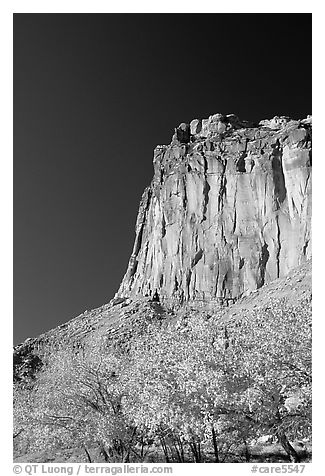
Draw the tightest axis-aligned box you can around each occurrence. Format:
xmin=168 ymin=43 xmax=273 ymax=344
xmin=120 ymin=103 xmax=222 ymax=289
xmin=117 ymin=114 xmax=312 ymax=305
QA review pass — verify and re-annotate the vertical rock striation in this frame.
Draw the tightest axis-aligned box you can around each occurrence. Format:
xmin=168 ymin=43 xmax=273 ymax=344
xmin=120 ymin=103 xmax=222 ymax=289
xmin=117 ymin=114 xmax=312 ymax=306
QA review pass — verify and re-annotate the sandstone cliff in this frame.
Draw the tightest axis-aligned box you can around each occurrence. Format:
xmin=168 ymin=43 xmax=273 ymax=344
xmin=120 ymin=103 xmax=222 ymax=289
xmin=117 ymin=114 xmax=312 ymax=306
xmin=13 ymin=112 xmax=312 ymax=463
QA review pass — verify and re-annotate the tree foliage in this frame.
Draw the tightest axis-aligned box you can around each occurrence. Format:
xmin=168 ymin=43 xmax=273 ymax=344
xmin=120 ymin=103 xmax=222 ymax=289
xmin=14 ymin=298 xmax=311 ymax=462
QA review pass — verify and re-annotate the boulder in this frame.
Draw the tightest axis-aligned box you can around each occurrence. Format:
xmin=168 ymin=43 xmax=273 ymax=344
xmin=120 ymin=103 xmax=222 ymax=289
xmin=257 ymin=435 xmax=275 ymax=445
xmin=173 ymin=122 xmax=191 ymax=143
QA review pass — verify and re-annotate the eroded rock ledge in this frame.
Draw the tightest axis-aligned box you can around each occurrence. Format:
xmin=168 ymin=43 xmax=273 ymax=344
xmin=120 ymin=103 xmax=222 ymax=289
xmin=117 ymin=113 xmax=312 ymax=306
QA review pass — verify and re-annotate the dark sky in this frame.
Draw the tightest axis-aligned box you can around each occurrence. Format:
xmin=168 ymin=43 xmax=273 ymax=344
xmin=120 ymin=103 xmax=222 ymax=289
xmin=13 ymin=13 xmax=312 ymax=345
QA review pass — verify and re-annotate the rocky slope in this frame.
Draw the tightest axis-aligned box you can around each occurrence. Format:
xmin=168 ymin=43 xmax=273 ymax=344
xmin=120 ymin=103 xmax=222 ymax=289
xmin=14 ymin=258 xmax=312 ymax=383
xmin=117 ymin=114 xmax=312 ymax=306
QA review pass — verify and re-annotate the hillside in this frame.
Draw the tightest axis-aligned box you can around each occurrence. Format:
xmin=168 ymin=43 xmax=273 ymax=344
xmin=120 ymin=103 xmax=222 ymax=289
xmin=14 ymin=259 xmax=311 ymax=463
xmin=14 ymin=258 xmax=311 ymax=379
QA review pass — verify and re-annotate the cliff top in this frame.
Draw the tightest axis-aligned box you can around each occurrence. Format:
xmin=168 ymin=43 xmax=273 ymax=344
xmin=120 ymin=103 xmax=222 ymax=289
xmin=155 ymin=113 xmax=312 ymax=149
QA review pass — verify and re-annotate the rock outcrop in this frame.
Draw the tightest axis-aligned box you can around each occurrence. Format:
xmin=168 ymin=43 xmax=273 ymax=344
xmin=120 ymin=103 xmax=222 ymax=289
xmin=117 ymin=114 xmax=312 ymax=306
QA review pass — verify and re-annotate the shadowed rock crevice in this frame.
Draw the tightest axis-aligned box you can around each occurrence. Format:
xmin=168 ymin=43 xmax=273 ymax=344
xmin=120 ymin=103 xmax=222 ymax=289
xmin=218 ymin=174 xmax=227 ymax=213
xmin=258 ymin=242 xmax=270 ymax=288
xmin=192 ymin=249 xmax=203 ymax=268
xmin=202 ymin=177 xmax=210 ymax=222
xmin=236 ymin=153 xmax=247 ymax=173
xmin=271 ymin=141 xmax=286 ymax=205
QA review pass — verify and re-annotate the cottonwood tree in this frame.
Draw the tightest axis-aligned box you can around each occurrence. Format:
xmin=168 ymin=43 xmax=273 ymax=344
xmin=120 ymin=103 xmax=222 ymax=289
xmin=124 ymin=314 xmax=243 ymax=462
xmin=20 ymin=345 xmax=138 ymax=461
xmin=223 ymin=298 xmax=312 ymax=462
xmin=124 ymin=298 xmax=311 ymax=462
